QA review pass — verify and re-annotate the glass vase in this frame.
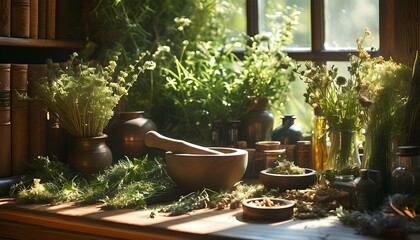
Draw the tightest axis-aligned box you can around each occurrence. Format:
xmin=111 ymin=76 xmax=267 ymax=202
xmin=362 ymin=132 xmax=398 ymax=194
xmin=312 ymin=115 xmax=328 ymax=171
xmin=326 ymin=129 xmax=361 ymax=172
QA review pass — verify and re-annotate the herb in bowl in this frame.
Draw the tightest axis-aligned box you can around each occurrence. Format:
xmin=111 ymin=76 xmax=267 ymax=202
xmin=267 ymin=160 xmax=305 ymax=175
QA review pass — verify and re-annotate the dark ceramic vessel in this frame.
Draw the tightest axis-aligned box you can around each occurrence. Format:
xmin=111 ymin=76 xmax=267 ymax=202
xmin=240 ymin=98 xmax=274 ymax=148
xmin=67 ymin=134 xmax=112 ymax=181
xmin=106 ymin=111 xmax=157 ymax=162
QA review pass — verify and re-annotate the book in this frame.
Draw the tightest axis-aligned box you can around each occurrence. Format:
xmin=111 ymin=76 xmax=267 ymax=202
xmin=11 ymin=0 xmax=30 ymax=38
xmin=37 ymin=0 xmax=45 ymax=38
xmin=47 ymin=115 xmax=67 ymax=162
xmin=45 ymin=0 xmax=55 ymax=39
xmin=0 ymin=0 xmax=11 ymax=37
xmin=29 ymin=0 xmax=38 ymax=38
xmin=11 ymin=64 xmax=28 ymax=176
xmin=27 ymin=64 xmax=47 ymax=158
xmin=0 ymin=64 xmax=11 ymax=178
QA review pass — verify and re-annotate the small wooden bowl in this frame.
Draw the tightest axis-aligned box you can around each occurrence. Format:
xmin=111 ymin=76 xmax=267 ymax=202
xmin=242 ymin=198 xmax=294 ymax=221
xmin=259 ymin=168 xmax=317 ymax=191
xmin=255 ymin=141 xmax=281 ymax=151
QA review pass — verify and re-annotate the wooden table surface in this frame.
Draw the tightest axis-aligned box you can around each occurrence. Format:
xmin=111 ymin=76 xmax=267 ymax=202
xmin=0 ymin=198 xmax=418 ymax=240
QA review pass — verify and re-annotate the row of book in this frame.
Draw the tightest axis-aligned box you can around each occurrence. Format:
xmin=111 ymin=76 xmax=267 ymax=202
xmin=0 ymin=63 xmax=67 ymax=178
xmin=0 ymin=0 xmax=84 ymax=40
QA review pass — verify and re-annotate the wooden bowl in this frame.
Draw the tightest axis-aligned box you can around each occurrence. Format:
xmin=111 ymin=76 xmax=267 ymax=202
xmin=259 ymin=168 xmax=317 ymax=191
xmin=255 ymin=141 xmax=281 ymax=151
xmin=242 ymin=197 xmax=294 ymax=221
xmin=165 ymin=147 xmax=248 ymax=191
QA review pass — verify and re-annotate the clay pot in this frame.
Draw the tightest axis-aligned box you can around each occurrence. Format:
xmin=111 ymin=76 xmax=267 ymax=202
xmin=241 ymin=98 xmax=274 ymax=148
xmin=67 ymin=134 xmax=112 ymax=181
xmin=106 ymin=111 xmax=157 ymax=162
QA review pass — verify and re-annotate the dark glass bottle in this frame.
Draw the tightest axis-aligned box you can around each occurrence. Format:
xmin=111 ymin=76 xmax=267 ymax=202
xmin=210 ymin=119 xmax=223 ymax=147
xmin=227 ymin=120 xmax=241 ymax=148
xmin=354 ymin=169 xmax=376 ymax=211
xmin=271 ymin=114 xmax=302 ymax=144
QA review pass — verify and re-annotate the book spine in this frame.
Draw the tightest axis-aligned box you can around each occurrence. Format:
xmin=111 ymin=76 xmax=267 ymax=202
xmin=45 ymin=0 xmax=54 ymax=39
xmin=0 ymin=0 xmax=11 ymax=37
xmin=29 ymin=0 xmax=38 ymax=38
xmin=27 ymin=64 xmax=47 ymax=158
xmin=37 ymin=0 xmax=45 ymax=38
xmin=11 ymin=0 xmax=30 ymax=38
xmin=0 ymin=64 xmax=11 ymax=177
xmin=11 ymin=64 xmax=28 ymax=176
xmin=47 ymin=114 xmax=67 ymax=162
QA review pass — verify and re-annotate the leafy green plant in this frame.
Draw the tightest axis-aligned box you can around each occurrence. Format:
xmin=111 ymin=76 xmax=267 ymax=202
xmin=239 ymin=5 xmax=300 ymax=114
xmin=32 ymin=52 xmax=154 ymax=138
xmin=10 ymin=156 xmax=85 ymax=204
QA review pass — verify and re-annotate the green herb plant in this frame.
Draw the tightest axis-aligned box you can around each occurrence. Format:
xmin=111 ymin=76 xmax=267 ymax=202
xmin=11 ymin=156 xmax=175 ymax=210
xmin=239 ymin=5 xmax=300 ymax=115
xmin=32 ymin=52 xmax=155 ymax=138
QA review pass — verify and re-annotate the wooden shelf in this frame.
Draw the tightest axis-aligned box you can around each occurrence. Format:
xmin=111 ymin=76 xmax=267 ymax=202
xmin=0 ymin=37 xmax=85 ymax=49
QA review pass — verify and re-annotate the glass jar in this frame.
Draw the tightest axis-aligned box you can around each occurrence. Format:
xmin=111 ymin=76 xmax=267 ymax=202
xmin=312 ymin=115 xmax=327 ymax=172
xmin=326 ymin=129 xmax=361 ymax=172
xmin=227 ymin=120 xmax=241 ymax=148
xmin=391 ymin=146 xmax=420 ymax=195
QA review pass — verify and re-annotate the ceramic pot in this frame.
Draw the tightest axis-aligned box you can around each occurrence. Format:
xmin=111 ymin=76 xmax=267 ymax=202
xmin=67 ymin=134 xmax=112 ymax=181
xmin=240 ymin=98 xmax=274 ymax=148
xmin=106 ymin=111 xmax=157 ymax=162
xmin=271 ymin=114 xmax=302 ymax=144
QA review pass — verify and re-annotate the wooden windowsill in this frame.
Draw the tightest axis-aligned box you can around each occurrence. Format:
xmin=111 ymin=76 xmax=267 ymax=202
xmin=1 ymin=198 xmax=419 ymax=240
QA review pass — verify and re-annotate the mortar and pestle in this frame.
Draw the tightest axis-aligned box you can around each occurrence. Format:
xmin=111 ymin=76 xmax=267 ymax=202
xmin=145 ymin=131 xmax=248 ymax=191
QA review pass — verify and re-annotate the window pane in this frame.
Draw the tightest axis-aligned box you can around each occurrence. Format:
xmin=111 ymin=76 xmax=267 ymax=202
xmin=325 ymin=0 xmax=379 ymax=50
xmin=219 ymin=0 xmax=247 ymax=41
xmin=258 ymin=0 xmax=311 ymax=51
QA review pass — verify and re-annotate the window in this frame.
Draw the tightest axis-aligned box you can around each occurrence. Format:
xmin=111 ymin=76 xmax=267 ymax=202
xmin=238 ymin=0 xmax=382 ymax=131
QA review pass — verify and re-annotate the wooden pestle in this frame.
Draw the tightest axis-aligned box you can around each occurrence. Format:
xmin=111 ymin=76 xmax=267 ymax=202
xmin=144 ymin=131 xmax=223 ymax=155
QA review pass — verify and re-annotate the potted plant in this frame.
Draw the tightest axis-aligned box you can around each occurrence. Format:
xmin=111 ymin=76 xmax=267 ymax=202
xmin=32 ymin=51 xmax=155 ymax=180
xmin=238 ymin=5 xmax=300 ymax=147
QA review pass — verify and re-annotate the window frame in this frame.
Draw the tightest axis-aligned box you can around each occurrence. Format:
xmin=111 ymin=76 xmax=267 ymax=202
xmin=245 ymin=0 xmax=394 ymax=63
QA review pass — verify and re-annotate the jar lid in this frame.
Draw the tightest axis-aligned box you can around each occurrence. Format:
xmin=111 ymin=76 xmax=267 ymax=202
xmin=297 ymin=140 xmax=311 ymax=145
xmin=397 ymin=146 xmax=420 ymax=156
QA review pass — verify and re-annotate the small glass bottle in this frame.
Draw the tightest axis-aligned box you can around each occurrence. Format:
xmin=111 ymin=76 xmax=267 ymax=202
xmin=227 ymin=120 xmax=241 ymax=148
xmin=391 ymin=146 xmax=420 ymax=195
xmin=354 ymin=169 xmax=376 ymax=211
xmin=210 ymin=119 xmax=223 ymax=147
